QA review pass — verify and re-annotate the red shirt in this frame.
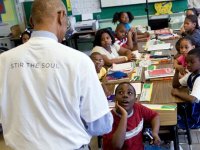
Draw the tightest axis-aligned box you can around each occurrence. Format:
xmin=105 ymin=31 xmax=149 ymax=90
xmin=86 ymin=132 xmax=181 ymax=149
xmin=103 ymin=103 xmax=158 ymax=150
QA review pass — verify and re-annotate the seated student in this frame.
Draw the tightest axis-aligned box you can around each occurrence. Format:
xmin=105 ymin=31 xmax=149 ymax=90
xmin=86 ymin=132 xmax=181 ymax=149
xmin=115 ymin=23 xmax=137 ymax=51
xmin=180 ymin=8 xmax=200 ymax=34
xmin=103 ymin=82 xmax=161 ymax=150
xmin=91 ymin=28 xmax=135 ymax=67
xmin=112 ymin=11 xmax=149 ymax=43
xmin=174 ymin=36 xmax=195 ymax=76
xmin=174 ymin=38 xmax=182 ymax=59
xmin=20 ymin=30 xmax=31 ymax=44
xmin=182 ymin=15 xmax=200 ymax=47
xmin=90 ymin=52 xmax=111 ymax=97
xmin=172 ymin=48 xmax=200 ymax=129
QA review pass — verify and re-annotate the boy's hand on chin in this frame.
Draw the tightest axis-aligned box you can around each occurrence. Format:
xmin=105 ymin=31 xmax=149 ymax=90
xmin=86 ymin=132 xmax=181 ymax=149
xmin=115 ymin=101 xmax=127 ymax=117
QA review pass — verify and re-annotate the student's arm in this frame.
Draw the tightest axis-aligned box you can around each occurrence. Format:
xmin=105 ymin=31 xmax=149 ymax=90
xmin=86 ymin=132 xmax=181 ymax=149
xmin=172 ymin=69 xmax=181 ymax=88
xmin=171 ymin=88 xmax=196 ymax=102
xmin=151 ymin=115 xmax=161 ymax=145
xmin=111 ymin=102 xmax=127 ymax=149
xmin=173 ymin=59 xmax=187 ymax=75
xmin=126 ymin=30 xmax=134 ymax=50
xmin=141 ymin=104 xmax=161 ymax=145
xmin=118 ymin=46 xmax=135 ymax=60
xmin=101 ymin=54 xmax=128 ymax=66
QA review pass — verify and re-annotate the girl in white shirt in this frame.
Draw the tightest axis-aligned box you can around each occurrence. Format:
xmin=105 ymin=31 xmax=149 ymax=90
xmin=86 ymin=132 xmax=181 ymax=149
xmin=91 ymin=28 xmax=135 ymax=66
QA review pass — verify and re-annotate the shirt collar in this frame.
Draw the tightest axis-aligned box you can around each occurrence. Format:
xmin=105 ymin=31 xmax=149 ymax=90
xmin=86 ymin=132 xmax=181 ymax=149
xmin=31 ymin=31 xmax=58 ymax=42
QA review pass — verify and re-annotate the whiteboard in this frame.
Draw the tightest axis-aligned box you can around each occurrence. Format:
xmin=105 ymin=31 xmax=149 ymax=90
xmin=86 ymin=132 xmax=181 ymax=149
xmin=100 ymin=0 xmax=172 ymax=8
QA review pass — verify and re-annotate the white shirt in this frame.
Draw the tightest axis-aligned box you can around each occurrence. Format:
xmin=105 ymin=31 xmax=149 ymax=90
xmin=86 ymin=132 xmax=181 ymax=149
xmin=188 ymin=0 xmax=200 ymax=8
xmin=0 ymin=31 xmax=113 ymax=150
xmin=91 ymin=42 xmax=121 ymax=59
xmin=179 ymin=72 xmax=200 ymax=102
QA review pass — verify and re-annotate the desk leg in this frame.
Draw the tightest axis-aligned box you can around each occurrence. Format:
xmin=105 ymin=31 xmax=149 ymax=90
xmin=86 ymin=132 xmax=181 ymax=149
xmin=173 ymin=125 xmax=180 ymax=150
xmin=182 ymin=104 xmax=192 ymax=146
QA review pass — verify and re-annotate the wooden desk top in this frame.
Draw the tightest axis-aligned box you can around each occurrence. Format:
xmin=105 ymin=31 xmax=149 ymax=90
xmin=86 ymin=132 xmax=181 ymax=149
xmin=156 ymin=106 xmax=177 ymax=126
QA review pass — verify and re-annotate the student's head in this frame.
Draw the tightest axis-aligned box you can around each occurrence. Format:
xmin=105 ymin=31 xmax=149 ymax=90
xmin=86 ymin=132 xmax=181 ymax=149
xmin=115 ymin=23 xmax=127 ymax=40
xmin=179 ymin=36 xmax=195 ymax=56
xmin=185 ymin=8 xmax=198 ymax=17
xmin=20 ymin=30 xmax=31 ymax=44
xmin=112 ymin=12 xmax=134 ymax=24
xmin=186 ymin=48 xmax=200 ymax=73
xmin=93 ymin=28 xmax=115 ymax=49
xmin=175 ymin=38 xmax=181 ymax=54
xmin=30 ymin=0 xmax=67 ymax=43
xmin=90 ymin=52 xmax=104 ymax=73
xmin=184 ymin=15 xmax=199 ymax=32
xmin=115 ymin=82 xmax=136 ymax=114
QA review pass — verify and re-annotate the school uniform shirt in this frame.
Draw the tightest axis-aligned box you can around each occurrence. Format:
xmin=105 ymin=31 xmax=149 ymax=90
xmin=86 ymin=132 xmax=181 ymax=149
xmin=98 ymin=67 xmax=107 ymax=80
xmin=103 ymin=103 xmax=158 ymax=150
xmin=123 ymin=23 xmax=131 ymax=31
xmin=179 ymin=72 xmax=200 ymax=102
xmin=91 ymin=42 xmax=121 ymax=59
xmin=187 ymin=29 xmax=200 ymax=48
xmin=0 ymin=31 xmax=113 ymax=150
xmin=177 ymin=55 xmax=187 ymax=68
xmin=115 ymin=36 xmax=128 ymax=48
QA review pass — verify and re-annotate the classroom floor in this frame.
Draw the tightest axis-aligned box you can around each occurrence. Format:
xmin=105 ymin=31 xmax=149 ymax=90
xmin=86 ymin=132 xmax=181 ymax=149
xmin=1 ymin=132 xmax=200 ymax=150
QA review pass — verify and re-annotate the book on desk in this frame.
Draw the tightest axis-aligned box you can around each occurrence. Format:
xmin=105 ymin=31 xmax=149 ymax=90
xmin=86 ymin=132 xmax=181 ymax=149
xmin=145 ymin=68 xmax=174 ymax=80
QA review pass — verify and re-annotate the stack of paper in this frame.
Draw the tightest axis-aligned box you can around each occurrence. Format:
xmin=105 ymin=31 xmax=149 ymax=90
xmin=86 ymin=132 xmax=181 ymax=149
xmin=147 ymin=43 xmax=171 ymax=51
xmin=142 ymin=104 xmax=177 ymax=111
xmin=110 ymin=62 xmax=135 ymax=72
xmin=140 ymin=83 xmax=153 ymax=102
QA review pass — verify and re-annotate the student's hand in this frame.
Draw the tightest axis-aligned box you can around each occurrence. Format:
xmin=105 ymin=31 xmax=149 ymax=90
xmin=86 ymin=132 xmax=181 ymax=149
xmin=129 ymin=27 xmax=136 ymax=33
xmin=176 ymin=65 xmax=187 ymax=75
xmin=115 ymin=101 xmax=127 ymax=117
xmin=127 ymin=53 xmax=136 ymax=61
xmin=152 ymin=132 xmax=161 ymax=145
xmin=180 ymin=26 xmax=185 ymax=34
xmin=171 ymin=88 xmax=179 ymax=96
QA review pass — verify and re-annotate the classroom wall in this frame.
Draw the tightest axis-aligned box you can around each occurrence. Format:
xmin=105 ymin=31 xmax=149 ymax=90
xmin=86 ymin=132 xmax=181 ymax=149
xmin=23 ymin=0 xmax=187 ymax=24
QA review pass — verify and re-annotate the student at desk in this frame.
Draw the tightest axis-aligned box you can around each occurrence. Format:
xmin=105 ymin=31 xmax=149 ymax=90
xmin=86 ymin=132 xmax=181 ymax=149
xmin=91 ymin=28 xmax=135 ymax=67
xmin=90 ymin=52 xmax=111 ymax=97
xmin=114 ymin=23 xmax=136 ymax=51
xmin=172 ymin=48 xmax=200 ymax=129
xmin=103 ymin=82 xmax=161 ymax=150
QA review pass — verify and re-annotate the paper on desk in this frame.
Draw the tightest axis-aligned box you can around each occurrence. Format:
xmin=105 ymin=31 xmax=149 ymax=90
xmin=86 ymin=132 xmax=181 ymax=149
xmin=81 ymin=13 xmax=93 ymax=20
xmin=114 ymin=83 xmax=142 ymax=95
xmin=147 ymin=43 xmax=171 ymax=51
xmin=142 ymin=104 xmax=177 ymax=111
xmin=140 ymin=83 xmax=153 ymax=102
xmin=132 ymin=50 xmax=142 ymax=59
xmin=111 ymin=62 xmax=134 ymax=72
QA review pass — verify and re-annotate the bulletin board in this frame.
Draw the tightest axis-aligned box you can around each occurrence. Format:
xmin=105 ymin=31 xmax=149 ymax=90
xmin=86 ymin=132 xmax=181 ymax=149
xmin=70 ymin=0 xmax=101 ymax=15
xmin=100 ymin=0 xmax=173 ymax=8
